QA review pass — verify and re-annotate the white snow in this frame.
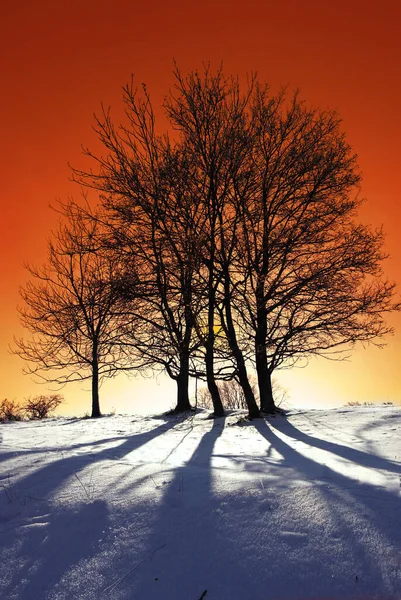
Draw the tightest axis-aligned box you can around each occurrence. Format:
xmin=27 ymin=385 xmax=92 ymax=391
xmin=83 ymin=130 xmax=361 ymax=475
xmin=1 ymin=407 xmax=400 ymax=599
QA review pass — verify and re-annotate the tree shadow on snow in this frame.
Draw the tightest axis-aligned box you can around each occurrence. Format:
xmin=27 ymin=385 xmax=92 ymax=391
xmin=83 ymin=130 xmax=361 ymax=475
xmin=253 ymin=417 xmax=401 ymax=599
xmin=0 ymin=416 xmax=186 ymax=600
xmin=3 ymin=413 xmax=400 ymax=600
xmin=93 ymin=415 xmax=401 ymax=600
xmin=106 ymin=417 xmax=244 ymax=600
xmin=272 ymin=416 xmax=401 ymax=474
xmin=3 ymin=499 xmax=110 ymax=600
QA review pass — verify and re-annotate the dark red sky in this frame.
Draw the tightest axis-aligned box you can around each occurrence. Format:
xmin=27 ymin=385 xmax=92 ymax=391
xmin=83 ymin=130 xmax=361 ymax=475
xmin=1 ymin=0 xmax=400 ymax=414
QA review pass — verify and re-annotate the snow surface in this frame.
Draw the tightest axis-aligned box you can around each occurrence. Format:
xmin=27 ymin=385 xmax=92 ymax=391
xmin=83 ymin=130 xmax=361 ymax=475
xmin=0 ymin=407 xmax=400 ymax=600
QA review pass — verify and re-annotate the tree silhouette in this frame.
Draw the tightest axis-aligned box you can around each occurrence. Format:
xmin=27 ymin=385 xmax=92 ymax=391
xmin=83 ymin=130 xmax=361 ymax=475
xmin=232 ymin=88 xmax=399 ymax=411
xmin=70 ymin=64 xmax=399 ymax=416
xmin=14 ymin=201 xmax=139 ymax=417
xmin=73 ymin=102 xmax=206 ymax=412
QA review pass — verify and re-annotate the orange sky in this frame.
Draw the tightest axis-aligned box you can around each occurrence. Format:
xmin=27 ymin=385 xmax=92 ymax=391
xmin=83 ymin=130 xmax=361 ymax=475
xmin=1 ymin=0 xmax=400 ymax=416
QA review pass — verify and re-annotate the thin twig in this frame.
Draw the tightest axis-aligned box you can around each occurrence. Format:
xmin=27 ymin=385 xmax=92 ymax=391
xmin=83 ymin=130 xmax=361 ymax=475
xmin=103 ymin=543 xmax=166 ymax=593
xmin=74 ymin=472 xmax=92 ymax=501
xmin=150 ymin=475 xmax=159 ymax=489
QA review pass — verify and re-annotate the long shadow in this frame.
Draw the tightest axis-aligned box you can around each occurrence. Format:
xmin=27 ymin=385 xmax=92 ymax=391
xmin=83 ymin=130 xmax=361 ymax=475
xmin=107 ymin=417 xmax=235 ymax=600
xmin=273 ymin=416 xmax=401 ymax=474
xmin=7 ymin=419 xmax=180 ymax=499
xmin=7 ymin=500 xmax=109 ymax=600
xmin=0 ymin=434 xmax=151 ymax=465
xmin=253 ymin=417 xmax=401 ymax=599
xmin=0 ymin=416 xmax=185 ymax=600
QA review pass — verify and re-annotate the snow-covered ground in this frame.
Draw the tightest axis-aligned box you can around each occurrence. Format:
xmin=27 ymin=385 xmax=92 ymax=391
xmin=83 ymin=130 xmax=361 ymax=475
xmin=0 ymin=407 xmax=400 ymax=600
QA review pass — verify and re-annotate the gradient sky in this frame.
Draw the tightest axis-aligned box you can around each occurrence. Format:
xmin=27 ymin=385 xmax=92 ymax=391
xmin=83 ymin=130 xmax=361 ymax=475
xmin=1 ymin=0 xmax=400 ymax=416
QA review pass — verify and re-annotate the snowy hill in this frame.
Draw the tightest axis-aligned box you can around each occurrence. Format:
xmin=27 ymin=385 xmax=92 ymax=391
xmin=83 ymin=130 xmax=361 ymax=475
xmin=1 ymin=407 xmax=400 ymax=599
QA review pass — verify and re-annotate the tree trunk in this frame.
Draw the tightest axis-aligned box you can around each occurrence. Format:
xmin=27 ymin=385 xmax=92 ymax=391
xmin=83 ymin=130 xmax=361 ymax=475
xmin=205 ymin=344 xmax=225 ymax=416
xmin=91 ymin=350 xmax=101 ymax=418
xmin=256 ymin=356 xmax=275 ymax=413
xmin=205 ymin=261 xmax=224 ymax=417
xmin=255 ymin=298 xmax=276 ymax=414
xmin=174 ymin=351 xmax=192 ymax=412
xmin=231 ymin=346 xmax=260 ymax=418
xmin=222 ymin=269 xmax=260 ymax=418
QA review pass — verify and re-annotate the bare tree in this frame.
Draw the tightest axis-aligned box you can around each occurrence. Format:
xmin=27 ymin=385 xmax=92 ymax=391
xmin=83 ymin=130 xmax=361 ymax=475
xmin=13 ymin=201 xmax=138 ymax=418
xmin=116 ymin=199 xmax=203 ymax=412
xmin=72 ymin=69 xmax=255 ymax=415
xmin=164 ymin=65 xmax=261 ymax=417
xmin=233 ymin=87 xmax=400 ymax=412
xmin=71 ymin=65 xmax=399 ymax=417
xmin=73 ymin=95 xmax=206 ymax=412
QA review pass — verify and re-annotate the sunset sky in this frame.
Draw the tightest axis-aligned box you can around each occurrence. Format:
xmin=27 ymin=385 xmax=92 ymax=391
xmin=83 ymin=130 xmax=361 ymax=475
xmin=1 ymin=0 xmax=400 ymax=416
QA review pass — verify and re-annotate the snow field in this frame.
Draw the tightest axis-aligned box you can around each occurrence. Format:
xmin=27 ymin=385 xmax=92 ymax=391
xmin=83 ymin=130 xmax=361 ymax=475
xmin=0 ymin=407 xmax=400 ymax=599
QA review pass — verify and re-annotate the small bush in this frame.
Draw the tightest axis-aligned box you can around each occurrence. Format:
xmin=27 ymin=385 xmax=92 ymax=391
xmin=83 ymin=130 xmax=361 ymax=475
xmin=195 ymin=376 xmax=289 ymax=410
xmin=23 ymin=394 xmax=64 ymax=420
xmin=0 ymin=399 xmax=24 ymax=422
